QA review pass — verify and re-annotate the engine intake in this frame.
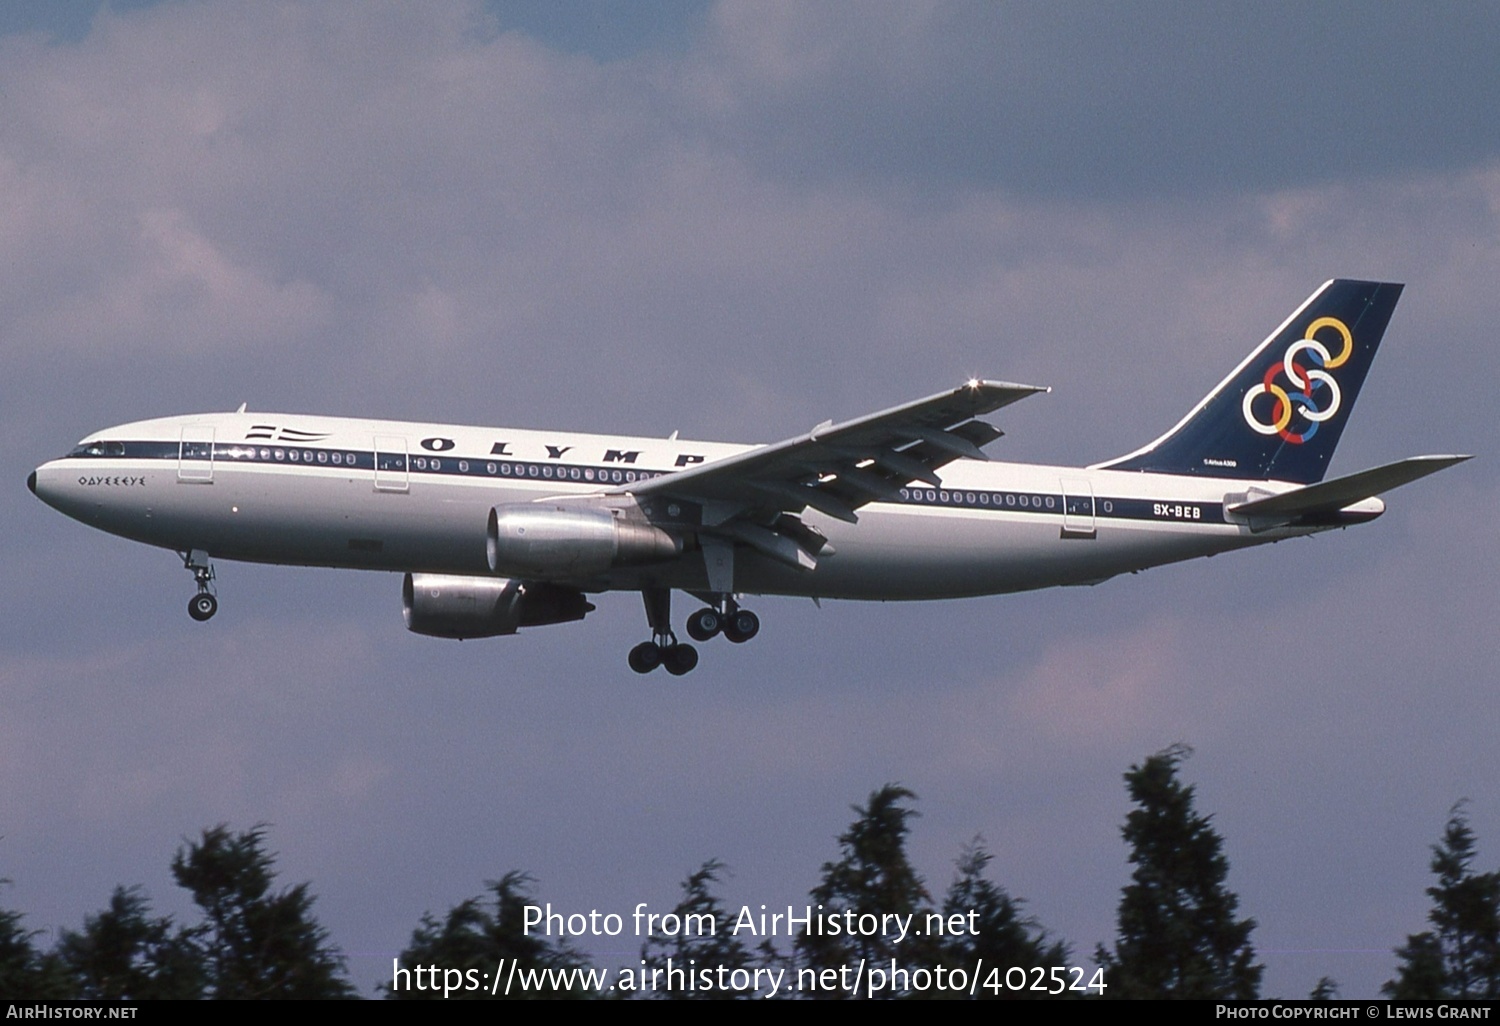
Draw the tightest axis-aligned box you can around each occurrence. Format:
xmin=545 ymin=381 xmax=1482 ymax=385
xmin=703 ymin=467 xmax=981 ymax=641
xmin=402 ymin=573 xmax=594 ymax=639
xmin=487 ymin=504 xmax=681 ymax=578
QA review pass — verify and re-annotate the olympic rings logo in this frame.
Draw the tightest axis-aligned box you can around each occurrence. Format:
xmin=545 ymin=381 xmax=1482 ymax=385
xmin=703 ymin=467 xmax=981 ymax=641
xmin=1241 ymin=316 xmax=1353 ymax=444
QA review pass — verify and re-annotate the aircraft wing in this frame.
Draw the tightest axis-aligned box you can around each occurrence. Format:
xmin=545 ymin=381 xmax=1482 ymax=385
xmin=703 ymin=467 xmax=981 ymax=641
xmin=615 ymin=380 xmax=1047 ymax=571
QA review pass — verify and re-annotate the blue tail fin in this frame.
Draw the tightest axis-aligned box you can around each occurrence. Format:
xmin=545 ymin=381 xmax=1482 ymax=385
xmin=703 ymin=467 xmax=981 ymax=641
xmin=1097 ymin=279 xmax=1403 ymax=484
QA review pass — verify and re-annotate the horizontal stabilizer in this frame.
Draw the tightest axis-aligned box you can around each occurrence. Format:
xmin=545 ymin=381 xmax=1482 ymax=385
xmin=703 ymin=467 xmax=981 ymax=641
xmin=1228 ymin=455 xmax=1471 ymax=522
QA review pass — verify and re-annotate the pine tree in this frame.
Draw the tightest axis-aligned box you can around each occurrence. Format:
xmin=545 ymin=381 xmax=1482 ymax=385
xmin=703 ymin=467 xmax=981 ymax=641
xmin=640 ymin=860 xmax=762 ymax=999
xmin=0 ymin=882 xmax=68 ymax=999
xmin=1309 ymin=976 xmax=1340 ymax=1000
xmin=171 ymin=824 xmax=355 ymax=999
xmin=54 ymin=886 xmax=203 ymax=999
xmin=387 ymin=872 xmax=594 ymax=1000
xmin=939 ymin=838 xmax=1069 ymax=999
xmin=795 ymin=784 xmax=935 ymax=995
xmin=1096 ymin=744 xmax=1262 ymax=999
xmin=1385 ymin=932 xmax=1446 ymax=999
xmin=1384 ymin=803 xmax=1500 ymax=999
xmin=0 ymin=897 xmax=40 ymax=996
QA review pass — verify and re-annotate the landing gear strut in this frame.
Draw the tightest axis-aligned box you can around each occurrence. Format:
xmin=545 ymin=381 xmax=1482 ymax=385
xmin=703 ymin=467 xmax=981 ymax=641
xmin=182 ymin=549 xmax=218 ymax=622
xmin=685 ymin=596 xmax=760 ymax=644
xmin=629 ymin=587 xmax=698 ymax=676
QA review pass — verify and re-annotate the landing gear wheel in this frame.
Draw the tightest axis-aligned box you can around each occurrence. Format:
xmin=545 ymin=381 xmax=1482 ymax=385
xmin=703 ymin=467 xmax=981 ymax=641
xmin=663 ymin=644 xmax=699 ymax=676
xmin=628 ymin=641 xmax=662 ymax=674
xmin=685 ymin=608 xmax=722 ymax=642
xmin=723 ymin=609 xmax=760 ymax=644
xmin=188 ymin=593 xmax=218 ymax=622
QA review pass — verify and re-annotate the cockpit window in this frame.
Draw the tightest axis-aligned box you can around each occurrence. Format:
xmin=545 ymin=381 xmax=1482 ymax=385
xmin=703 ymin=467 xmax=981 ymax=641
xmin=69 ymin=440 xmax=126 ymax=457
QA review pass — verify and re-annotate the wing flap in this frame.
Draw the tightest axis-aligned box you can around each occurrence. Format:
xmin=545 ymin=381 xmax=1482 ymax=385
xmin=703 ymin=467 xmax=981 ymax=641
xmin=715 ymin=520 xmax=819 ymax=572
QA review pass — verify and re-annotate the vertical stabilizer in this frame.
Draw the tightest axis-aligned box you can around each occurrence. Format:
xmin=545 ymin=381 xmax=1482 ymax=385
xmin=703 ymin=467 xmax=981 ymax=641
xmin=1097 ymin=280 xmax=1403 ymax=484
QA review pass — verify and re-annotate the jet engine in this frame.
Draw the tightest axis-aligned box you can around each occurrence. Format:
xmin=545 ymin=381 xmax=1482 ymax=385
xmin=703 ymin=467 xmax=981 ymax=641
xmin=487 ymin=504 xmax=681 ymax=578
xmin=402 ymin=573 xmax=594 ymax=639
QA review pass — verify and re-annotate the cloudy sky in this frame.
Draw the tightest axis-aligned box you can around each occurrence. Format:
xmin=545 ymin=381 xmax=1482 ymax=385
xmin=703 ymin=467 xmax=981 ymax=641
xmin=4 ymin=0 xmax=1498 ymax=999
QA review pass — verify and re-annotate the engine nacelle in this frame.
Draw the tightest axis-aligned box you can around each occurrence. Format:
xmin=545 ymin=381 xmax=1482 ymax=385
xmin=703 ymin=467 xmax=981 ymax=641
xmin=487 ymin=504 xmax=681 ymax=578
xmin=402 ymin=573 xmax=594 ymax=639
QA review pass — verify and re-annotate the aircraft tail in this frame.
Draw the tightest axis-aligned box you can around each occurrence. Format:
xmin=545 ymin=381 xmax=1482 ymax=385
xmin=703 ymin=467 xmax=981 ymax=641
xmin=1096 ymin=280 xmax=1403 ymax=484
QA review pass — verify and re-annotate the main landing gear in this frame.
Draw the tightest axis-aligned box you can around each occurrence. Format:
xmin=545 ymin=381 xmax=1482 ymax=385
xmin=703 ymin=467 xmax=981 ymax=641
xmin=629 ymin=587 xmax=697 ymax=676
xmin=628 ymin=589 xmax=761 ymax=675
xmin=628 ymin=638 xmax=698 ymax=676
xmin=684 ymin=599 xmax=760 ymax=644
xmin=182 ymin=549 xmax=218 ymax=622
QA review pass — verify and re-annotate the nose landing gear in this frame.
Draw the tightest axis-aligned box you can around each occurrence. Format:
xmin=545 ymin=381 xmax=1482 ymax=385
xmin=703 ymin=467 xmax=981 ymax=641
xmin=188 ymin=591 xmax=218 ymax=621
xmin=182 ymin=549 xmax=218 ymax=621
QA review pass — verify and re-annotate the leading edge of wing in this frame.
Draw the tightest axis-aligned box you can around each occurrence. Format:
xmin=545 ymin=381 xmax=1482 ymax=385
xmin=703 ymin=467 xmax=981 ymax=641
xmin=614 ymin=379 xmax=1049 ymax=508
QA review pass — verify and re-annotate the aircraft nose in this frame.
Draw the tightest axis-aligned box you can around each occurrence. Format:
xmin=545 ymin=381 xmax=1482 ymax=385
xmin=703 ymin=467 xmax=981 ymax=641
xmin=27 ymin=470 xmax=37 ymax=495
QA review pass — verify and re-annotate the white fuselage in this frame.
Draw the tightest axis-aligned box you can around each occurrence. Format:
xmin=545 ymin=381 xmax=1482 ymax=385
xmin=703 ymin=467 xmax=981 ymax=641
xmin=31 ymin=411 xmax=1342 ymax=602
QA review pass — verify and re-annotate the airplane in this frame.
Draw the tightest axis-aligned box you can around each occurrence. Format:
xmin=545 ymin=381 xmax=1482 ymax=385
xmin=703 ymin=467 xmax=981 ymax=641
xmin=29 ymin=279 xmax=1469 ymax=675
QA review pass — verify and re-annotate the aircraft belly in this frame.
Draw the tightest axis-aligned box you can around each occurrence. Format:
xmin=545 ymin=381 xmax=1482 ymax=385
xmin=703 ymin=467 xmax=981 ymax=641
xmin=207 ymin=469 xmax=511 ymax=573
xmin=736 ymin=507 xmax=1253 ymax=600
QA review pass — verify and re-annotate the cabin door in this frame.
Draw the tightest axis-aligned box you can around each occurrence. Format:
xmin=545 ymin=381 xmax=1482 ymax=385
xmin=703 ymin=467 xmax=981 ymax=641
xmin=374 ymin=436 xmax=410 ymax=492
xmin=1060 ymin=478 xmax=1096 ymax=538
xmin=177 ymin=425 xmax=215 ymax=483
